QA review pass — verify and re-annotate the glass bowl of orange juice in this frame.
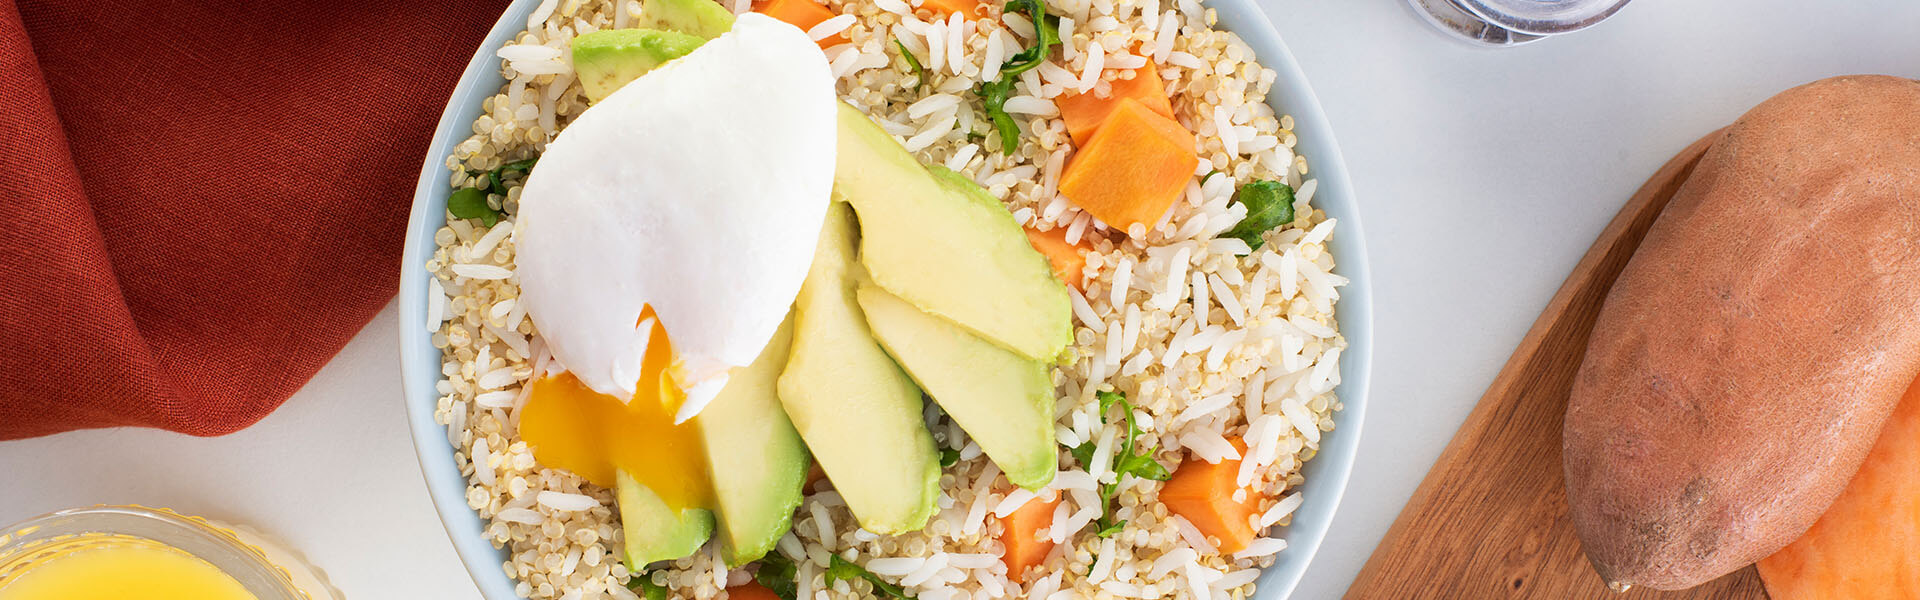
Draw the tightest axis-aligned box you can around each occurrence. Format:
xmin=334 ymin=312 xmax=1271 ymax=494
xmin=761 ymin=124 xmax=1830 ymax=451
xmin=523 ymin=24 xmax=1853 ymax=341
xmin=0 ymin=506 xmax=340 ymax=600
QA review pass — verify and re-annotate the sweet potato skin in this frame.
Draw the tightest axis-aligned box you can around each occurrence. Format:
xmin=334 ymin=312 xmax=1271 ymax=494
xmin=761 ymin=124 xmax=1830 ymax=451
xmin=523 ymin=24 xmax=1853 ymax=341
xmin=1756 ymin=375 xmax=1920 ymax=599
xmin=1563 ymin=75 xmax=1920 ymax=591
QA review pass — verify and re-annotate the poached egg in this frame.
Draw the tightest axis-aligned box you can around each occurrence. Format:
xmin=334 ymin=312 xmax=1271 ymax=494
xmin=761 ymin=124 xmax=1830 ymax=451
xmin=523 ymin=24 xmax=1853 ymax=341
xmin=515 ymin=13 xmax=836 ymax=430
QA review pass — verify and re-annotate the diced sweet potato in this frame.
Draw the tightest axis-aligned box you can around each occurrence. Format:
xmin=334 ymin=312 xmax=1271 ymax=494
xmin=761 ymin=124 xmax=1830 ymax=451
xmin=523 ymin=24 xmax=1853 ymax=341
xmin=997 ymin=492 xmax=1061 ymax=582
xmin=1022 ymin=226 xmax=1089 ymax=289
xmin=1160 ymin=438 xmax=1260 ymax=554
xmin=1057 ymin=99 xmax=1197 ymax=233
xmin=752 ymin=0 xmax=848 ymax=47
xmin=1056 ymin=67 xmax=1174 ymax=147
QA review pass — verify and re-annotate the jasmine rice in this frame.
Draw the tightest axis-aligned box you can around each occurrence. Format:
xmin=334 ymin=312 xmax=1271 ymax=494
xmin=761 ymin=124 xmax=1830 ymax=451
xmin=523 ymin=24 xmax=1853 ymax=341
xmin=425 ymin=0 xmax=1346 ymax=596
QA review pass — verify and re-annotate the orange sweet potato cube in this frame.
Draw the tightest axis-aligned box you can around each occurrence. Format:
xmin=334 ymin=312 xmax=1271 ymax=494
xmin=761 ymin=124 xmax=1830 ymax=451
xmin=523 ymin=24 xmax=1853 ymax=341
xmin=1055 ymin=66 xmax=1176 ymax=147
xmin=1058 ymin=98 xmax=1197 ymax=232
xmin=753 ymin=0 xmax=849 ymax=47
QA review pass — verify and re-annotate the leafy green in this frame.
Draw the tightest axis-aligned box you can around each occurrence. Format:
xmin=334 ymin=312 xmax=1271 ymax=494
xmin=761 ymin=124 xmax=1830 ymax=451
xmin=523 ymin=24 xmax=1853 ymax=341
xmin=940 ymin=448 xmax=961 ymax=468
xmin=1068 ymin=441 xmax=1096 ymax=469
xmin=976 ymin=0 xmax=1059 ymax=154
xmin=754 ymin=554 xmax=799 ymax=600
xmin=489 ymin=157 xmax=539 ymax=195
xmin=895 ymin=40 xmax=927 ymax=94
xmin=446 ymin=187 xmax=500 ymax=227
xmin=1068 ymin=390 xmax=1172 ymax=538
xmin=1114 ymin=448 xmax=1170 ymax=482
xmin=449 ymin=157 xmax=538 ymax=227
xmin=625 ymin=573 xmax=668 ymax=600
xmin=977 ymin=78 xmax=1022 ymax=155
xmin=825 ymin=555 xmax=914 ymax=599
xmin=1218 ymin=180 xmax=1296 ymax=253
xmin=998 ymin=0 xmax=1060 ymax=78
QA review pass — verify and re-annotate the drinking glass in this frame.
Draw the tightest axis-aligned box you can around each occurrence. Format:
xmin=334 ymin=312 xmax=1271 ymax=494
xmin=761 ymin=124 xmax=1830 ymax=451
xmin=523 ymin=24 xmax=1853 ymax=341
xmin=1408 ymin=0 xmax=1632 ymax=46
xmin=0 ymin=506 xmax=341 ymax=600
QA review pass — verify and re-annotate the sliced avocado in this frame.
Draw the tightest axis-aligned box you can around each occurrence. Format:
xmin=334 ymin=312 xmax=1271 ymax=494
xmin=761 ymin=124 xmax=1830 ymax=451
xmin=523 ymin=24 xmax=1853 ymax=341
xmin=831 ymin=103 xmax=1073 ymax=363
xmin=616 ymin=469 xmax=714 ymax=569
xmin=637 ymin=0 xmax=737 ymax=40
xmin=777 ymin=202 xmax=940 ymax=534
xmin=857 ymin=283 xmax=1059 ymax=490
xmin=570 ymin=29 xmax=705 ymax=103
xmin=694 ymin=313 xmax=809 ymax=567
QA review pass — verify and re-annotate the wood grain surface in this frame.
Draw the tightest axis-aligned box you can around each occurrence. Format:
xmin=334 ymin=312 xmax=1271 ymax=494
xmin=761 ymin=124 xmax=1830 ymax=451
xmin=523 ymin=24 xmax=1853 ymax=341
xmin=1346 ymin=131 xmax=1769 ymax=600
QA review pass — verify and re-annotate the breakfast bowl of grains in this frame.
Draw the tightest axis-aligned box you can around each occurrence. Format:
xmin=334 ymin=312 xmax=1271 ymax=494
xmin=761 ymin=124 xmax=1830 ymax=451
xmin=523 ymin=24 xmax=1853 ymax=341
xmin=399 ymin=0 xmax=1371 ymax=597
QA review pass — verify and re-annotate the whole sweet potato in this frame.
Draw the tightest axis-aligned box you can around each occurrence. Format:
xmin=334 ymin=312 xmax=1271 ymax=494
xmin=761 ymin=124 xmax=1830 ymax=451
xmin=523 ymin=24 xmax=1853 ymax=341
xmin=1564 ymin=75 xmax=1920 ymax=591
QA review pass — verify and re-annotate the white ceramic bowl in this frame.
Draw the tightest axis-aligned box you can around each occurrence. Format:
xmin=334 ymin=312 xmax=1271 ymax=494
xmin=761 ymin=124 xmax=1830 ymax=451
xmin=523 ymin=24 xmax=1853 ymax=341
xmin=399 ymin=2 xmax=1372 ymax=596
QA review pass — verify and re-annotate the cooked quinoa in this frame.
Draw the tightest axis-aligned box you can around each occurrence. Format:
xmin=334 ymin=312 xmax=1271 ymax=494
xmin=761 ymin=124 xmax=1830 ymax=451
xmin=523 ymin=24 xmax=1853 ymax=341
xmin=426 ymin=0 xmax=1347 ymax=597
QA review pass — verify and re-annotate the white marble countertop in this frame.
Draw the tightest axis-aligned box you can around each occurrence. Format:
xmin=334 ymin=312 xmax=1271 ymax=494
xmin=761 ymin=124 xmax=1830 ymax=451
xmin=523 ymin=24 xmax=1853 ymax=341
xmin=4 ymin=1 xmax=1916 ymax=597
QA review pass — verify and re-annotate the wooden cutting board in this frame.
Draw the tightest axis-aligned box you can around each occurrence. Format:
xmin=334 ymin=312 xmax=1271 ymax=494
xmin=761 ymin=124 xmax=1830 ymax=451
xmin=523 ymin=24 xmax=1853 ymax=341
xmin=1346 ymin=131 xmax=1771 ymax=599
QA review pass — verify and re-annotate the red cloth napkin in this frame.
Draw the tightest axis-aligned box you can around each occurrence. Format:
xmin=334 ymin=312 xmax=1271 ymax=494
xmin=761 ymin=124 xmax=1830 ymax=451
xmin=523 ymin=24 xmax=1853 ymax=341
xmin=0 ymin=1 xmax=508 ymax=439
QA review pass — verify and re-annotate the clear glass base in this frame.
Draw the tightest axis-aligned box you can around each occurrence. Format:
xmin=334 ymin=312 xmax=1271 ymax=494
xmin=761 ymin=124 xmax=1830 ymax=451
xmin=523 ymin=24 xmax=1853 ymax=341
xmin=1406 ymin=0 xmax=1547 ymax=46
xmin=1407 ymin=0 xmax=1631 ymax=47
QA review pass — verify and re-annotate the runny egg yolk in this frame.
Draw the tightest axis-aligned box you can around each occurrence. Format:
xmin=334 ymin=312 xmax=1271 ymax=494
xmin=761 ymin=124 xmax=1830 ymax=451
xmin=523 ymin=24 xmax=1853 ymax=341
xmin=519 ymin=310 xmax=713 ymax=511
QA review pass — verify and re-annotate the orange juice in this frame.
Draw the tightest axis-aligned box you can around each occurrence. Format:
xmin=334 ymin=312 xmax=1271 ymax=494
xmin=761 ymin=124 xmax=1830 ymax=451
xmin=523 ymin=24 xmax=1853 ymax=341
xmin=0 ymin=536 xmax=254 ymax=600
xmin=0 ymin=506 xmax=333 ymax=600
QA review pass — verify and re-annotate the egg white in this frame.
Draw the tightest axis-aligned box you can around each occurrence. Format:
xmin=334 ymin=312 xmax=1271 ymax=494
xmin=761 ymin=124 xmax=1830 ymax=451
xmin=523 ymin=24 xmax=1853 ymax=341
xmin=514 ymin=14 xmax=836 ymax=422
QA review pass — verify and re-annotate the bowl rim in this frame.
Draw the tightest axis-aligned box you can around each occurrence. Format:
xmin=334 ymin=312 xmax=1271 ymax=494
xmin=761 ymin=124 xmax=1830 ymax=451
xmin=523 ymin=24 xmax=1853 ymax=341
xmin=397 ymin=2 xmax=1372 ymax=598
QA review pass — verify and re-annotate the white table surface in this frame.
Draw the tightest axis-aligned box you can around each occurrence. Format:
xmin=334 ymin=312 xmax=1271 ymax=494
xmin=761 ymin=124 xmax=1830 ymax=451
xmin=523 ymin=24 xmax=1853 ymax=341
xmin=4 ymin=1 xmax=1917 ymax=598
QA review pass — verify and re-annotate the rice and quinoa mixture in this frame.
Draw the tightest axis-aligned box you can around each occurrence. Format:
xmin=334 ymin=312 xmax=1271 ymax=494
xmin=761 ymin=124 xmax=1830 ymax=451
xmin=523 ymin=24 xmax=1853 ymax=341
xmin=425 ymin=0 xmax=1348 ymax=597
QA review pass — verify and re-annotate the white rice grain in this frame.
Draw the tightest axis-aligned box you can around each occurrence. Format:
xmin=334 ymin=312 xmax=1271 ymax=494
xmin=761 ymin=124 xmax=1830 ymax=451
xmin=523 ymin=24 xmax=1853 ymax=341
xmin=982 ymin=29 xmax=1008 ymax=82
xmin=1003 ymin=95 xmax=1059 ymax=116
xmin=471 ymin=437 xmax=495 ymax=485
xmin=1190 ymin=270 xmax=1210 ymax=320
xmin=498 ymin=44 xmax=562 ymax=63
xmin=475 ymin=390 xmax=518 ymax=409
xmin=1183 ymin=428 xmax=1240 ymax=463
xmin=427 ymin=277 xmax=448 ymax=331
xmin=526 ymin=0 xmax=559 ymax=29
xmin=993 ymin=489 xmax=1038 ymax=518
xmin=866 ymin=557 xmax=925 ymax=576
xmin=945 ymin=12 xmax=966 ymax=75
xmin=908 ymin=93 xmax=963 ymax=119
xmin=1170 ymin=515 xmax=1217 ymax=554
xmin=1234 ymin=537 xmax=1289 ymax=560
xmin=1079 ymin=41 xmax=1106 ymax=91
xmin=809 ymin=14 xmax=857 ymax=41
xmin=452 ymin=263 xmax=513 ymax=281
xmin=1280 ymin=396 xmax=1321 ymax=444
xmin=537 ymin=491 xmax=597 ymax=512
xmin=1261 ymin=492 xmax=1305 ymax=528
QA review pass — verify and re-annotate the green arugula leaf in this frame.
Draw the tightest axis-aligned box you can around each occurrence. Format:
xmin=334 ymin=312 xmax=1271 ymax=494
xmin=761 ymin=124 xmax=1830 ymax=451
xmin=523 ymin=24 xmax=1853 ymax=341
xmin=1069 ymin=441 xmax=1097 ymax=468
xmin=489 ymin=157 xmax=539 ymax=194
xmin=826 ymin=555 xmax=915 ymax=599
xmin=754 ymin=554 xmax=799 ymax=600
xmin=1115 ymin=448 xmax=1171 ymax=482
xmin=998 ymin=0 xmax=1058 ymax=78
xmin=895 ymin=40 xmax=928 ymax=94
xmin=625 ymin=573 xmax=668 ymax=600
xmin=940 ymin=448 xmax=961 ymax=468
xmin=1067 ymin=390 xmax=1172 ymax=539
xmin=976 ymin=0 xmax=1058 ymax=154
xmin=1218 ymin=180 xmax=1295 ymax=253
xmin=977 ymin=77 xmax=1021 ymax=155
xmin=446 ymin=187 xmax=500 ymax=227
xmin=1096 ymin=390 xmax=1127 ymax=417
